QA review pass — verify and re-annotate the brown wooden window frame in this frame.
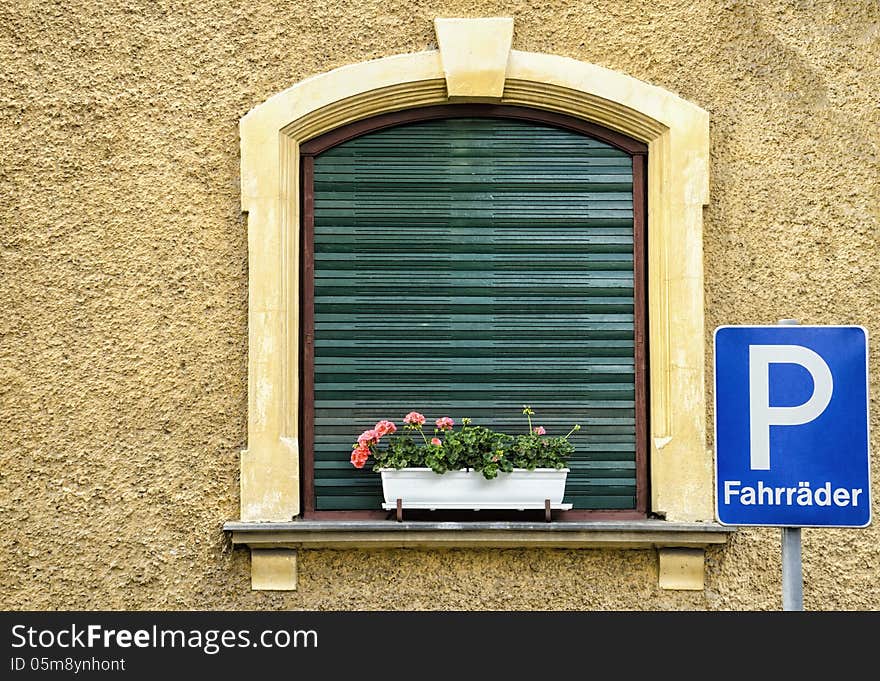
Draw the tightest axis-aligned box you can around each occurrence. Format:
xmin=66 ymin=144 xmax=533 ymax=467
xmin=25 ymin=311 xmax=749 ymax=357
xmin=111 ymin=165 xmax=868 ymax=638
xmin=299 ymin=104 xmax=648 ymax=521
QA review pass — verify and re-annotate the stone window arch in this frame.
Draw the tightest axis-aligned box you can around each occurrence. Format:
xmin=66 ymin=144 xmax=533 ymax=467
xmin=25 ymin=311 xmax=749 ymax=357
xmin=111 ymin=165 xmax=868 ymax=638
xmin=237 ymin=18 xmax=711 ymax=527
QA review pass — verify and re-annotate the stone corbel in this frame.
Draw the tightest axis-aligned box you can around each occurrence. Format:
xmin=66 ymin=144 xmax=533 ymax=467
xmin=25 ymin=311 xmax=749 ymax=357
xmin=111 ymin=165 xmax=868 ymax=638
xmin=250 ymin=549 xmax=298 ymax=591
xmin=658 ymin=548 xmax=705 ymax=590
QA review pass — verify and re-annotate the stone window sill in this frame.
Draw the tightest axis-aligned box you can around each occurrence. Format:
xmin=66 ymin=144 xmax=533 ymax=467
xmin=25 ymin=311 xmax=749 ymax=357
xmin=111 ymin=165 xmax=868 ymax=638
xmin=223 ymin=519 xmax=733 ymax=550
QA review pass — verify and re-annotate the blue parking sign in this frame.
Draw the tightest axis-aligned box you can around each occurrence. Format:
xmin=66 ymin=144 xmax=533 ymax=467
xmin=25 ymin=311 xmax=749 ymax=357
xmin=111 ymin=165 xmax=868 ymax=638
xmin=714 ymin=325 xmax=871 ymax=527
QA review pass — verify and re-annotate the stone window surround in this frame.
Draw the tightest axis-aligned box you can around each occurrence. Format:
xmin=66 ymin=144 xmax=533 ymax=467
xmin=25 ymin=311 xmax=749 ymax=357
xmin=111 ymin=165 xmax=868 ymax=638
xmin=226 ymin=17 xmax=729 ymax=591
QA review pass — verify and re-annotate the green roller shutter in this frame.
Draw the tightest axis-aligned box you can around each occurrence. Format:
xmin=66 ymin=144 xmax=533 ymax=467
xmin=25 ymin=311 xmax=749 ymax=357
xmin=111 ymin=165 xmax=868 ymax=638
xmin=307 ymin=116 xmax=642 ymax=512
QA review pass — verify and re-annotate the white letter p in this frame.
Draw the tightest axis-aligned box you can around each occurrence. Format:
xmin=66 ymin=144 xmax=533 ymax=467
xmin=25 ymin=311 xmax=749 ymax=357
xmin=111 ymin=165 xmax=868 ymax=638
xmin=748 ymin=344 xmax=833 ymax=470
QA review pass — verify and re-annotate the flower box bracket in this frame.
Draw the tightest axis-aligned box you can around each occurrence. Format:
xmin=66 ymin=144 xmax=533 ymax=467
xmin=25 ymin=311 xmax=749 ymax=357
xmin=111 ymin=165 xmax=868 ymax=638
xmin=386 ymin=497 xmax=573 ymax=522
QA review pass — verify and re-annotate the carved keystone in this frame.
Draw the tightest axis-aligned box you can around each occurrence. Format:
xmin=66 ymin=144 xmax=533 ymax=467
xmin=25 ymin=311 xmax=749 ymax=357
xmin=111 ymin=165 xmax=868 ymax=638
xmin=434 ymin=17 xmax=514 ymax=100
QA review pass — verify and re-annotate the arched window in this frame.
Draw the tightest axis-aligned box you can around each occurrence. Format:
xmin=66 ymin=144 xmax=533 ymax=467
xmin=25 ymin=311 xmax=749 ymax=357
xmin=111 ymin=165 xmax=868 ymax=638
xmin=299 ymin=105 xmax=648 ymax=519
xmin=229 ymin=21 xmax=722 ymax=591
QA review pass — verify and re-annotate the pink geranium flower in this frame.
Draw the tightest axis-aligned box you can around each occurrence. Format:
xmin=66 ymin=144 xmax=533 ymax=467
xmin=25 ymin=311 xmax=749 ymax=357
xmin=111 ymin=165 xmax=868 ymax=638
xmin=533 ymin=426 xmax=546 ymax=435
xmin=357 ymin=429 xmax=379 ymax=447
xmin=430 ymin=437 xmax=442 ymax=446
xmin=403 ymin=411 xmax=426 ymax=426
xmin=350 ymin=446 xmax=371 ymax=469
xmin=435 ymin=416 xmax=454 ymax=431
xmin=374 ymin=420 xmax=397 ymax=437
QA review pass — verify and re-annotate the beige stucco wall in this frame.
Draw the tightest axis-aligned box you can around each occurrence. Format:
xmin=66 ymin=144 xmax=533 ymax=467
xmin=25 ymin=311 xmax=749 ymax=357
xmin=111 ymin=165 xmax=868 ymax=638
xmin=2 ymin=1 xmax=878 ymax=610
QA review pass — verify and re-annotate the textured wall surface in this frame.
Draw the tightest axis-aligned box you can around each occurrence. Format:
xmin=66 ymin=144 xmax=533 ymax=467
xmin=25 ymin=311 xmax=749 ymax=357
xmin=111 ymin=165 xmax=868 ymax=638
xmin=2 ymin=0 xmax=878 ymax=610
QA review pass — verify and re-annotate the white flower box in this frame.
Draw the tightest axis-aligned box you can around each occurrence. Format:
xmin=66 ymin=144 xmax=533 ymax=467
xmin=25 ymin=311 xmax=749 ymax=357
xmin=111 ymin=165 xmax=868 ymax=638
xmin=379 ymin=467 xmax=572 ymax=511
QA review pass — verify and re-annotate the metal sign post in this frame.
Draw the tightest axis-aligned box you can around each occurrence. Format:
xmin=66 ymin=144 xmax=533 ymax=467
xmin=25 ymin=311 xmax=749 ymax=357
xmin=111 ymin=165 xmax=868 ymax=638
xmin=781 ymin=523 xmax=803 ymax=610
xmin=779 ymin=317 xmax=803 ymax=611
